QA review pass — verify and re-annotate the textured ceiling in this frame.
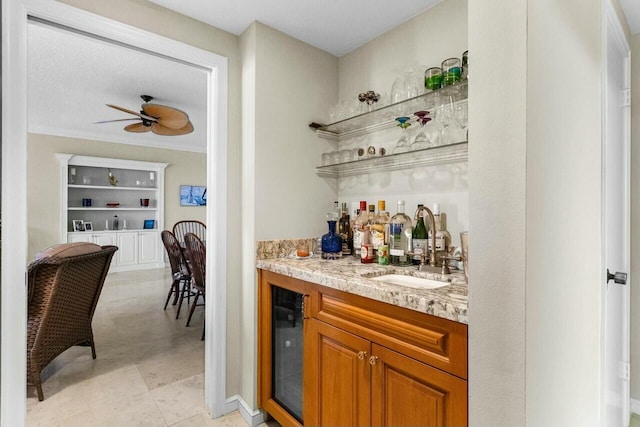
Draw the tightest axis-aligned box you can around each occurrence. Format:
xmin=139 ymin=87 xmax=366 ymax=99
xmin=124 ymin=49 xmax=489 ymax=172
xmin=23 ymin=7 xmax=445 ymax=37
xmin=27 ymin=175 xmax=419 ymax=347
xmin=27 ymin=20 xmax=208 ymax=153
xmin=147 ymin=0 xmax=441 ymax=56
xmin=620 ymin=0 xmax=640 ymax=34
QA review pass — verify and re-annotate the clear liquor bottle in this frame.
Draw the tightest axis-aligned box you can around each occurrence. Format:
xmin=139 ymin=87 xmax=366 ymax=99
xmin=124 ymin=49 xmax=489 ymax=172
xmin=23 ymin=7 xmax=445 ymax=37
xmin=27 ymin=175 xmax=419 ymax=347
xmin=352 ymin=201 xmax=368 ymax=259
xmin=371 ymin=200 xmax=389 ymax=256
xmin=389 ymin=200 xmax=413 ymax=266
xmin=428 ymin=203 xmax=451 ymax=261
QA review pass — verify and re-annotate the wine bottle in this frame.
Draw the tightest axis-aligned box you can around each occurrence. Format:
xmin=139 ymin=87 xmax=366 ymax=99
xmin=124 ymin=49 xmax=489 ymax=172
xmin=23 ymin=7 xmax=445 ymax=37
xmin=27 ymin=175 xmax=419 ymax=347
xmin=339 ymin=202 xmax=353 ymax=256
xmin=352 ymin=201 xmax=368 ymax=259
xmin=389 ymin=201 xmax=412 ymax=266
xmin=428 ymin=203 xmax=451 ymax=261
xmin=412 ymin=204 xmax=428 ymax=265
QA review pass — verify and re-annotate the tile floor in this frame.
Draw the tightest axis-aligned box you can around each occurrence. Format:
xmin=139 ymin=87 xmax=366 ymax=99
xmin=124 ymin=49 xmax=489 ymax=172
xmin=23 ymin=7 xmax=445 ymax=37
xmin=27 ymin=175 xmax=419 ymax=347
xmin=26 ymin=268 xmax=273 ymax=427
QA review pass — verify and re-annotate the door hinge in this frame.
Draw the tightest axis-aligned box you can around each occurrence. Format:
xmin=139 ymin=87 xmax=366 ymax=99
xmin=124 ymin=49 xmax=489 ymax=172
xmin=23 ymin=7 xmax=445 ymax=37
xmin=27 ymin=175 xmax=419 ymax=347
xmin=619 ymin=361 xmax=631 ymax=381
xmin=622 ymin=89 xmax=631 ymax=107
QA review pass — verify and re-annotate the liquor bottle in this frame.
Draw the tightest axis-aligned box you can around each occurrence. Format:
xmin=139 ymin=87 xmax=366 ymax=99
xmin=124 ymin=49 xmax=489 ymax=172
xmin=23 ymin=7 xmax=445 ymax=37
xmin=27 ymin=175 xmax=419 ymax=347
xmin=352 ymin=201 xmax=368 ymax=259
xmin=366 ymin=204 xmax=376 ymax=258
xmin=428 ymin=203 xmax=451 ymax=261
xmin=360 ymin=224 xmax=375 ymax=264
xmin=371 ymin=200 xmax=389 ymax=257
xmin=339 ymin=202 xmax=353 ymax=256
xmin=412 ymin=204 xmax=428 ymax=265
xmin=389 ymin=200 xmax=413 ymax=266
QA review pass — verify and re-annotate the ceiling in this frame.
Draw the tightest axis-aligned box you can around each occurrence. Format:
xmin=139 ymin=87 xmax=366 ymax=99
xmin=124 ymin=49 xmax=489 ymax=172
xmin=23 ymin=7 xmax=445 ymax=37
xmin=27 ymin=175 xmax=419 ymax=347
xmin=27 ymin=20 xmax=208 ymax=152
xmin=27 ymin=1 xmax=640 ymax=155
xmin=148 ymin=0 xmax=442 ymax=57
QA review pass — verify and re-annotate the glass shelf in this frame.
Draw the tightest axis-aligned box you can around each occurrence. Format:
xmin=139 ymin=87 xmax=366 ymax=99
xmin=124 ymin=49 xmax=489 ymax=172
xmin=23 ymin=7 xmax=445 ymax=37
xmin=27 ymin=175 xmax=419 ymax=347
xmin=316 ymin=141 xmax=468 ymax=178
xmin=313 ymin=81 xmax=468 ymax=141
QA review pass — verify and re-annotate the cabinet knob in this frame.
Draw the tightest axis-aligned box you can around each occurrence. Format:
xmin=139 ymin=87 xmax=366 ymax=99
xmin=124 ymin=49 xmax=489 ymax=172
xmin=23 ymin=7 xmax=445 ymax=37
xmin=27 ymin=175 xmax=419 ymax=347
xmin=357 ymin=351 xmax=367 ymax=360
xmin=368 ymin=355 xmax=379 ymax=366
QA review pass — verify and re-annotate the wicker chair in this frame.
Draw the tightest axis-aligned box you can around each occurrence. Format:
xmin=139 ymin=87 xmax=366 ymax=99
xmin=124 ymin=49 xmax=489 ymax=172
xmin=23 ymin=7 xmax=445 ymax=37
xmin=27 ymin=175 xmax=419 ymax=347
xmin=183 ymin=233 xmax=206 ymax=340
xmin=27 ymin=243 xmax=118 ymax=401
xmin=161 ymin=230 xmax=192 ymax=319
xmin=172 ymin=220 xmax=206 ymax=246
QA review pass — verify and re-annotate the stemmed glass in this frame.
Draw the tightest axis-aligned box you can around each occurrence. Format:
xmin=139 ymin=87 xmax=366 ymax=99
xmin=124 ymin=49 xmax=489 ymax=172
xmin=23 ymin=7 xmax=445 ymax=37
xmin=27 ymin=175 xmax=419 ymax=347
xmin=392 ymin=117 xmax=411 ymax=154
xmin=411 ymin=111 xmax=432 ymax=150
xmin=439 ymin=96 xmax=465 ymax=145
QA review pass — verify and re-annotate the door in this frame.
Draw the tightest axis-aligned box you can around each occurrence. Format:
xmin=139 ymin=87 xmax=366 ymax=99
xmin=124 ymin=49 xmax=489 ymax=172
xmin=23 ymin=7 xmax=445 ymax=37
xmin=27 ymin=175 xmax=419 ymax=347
xmin=304 ymin=319 xmax=371 ymax=427
xmin=603 ymin=5 xmax=631 ymax=426
xmin=93 ymin=232 xmax=116 ymax=247
xmin=138 ymin=232 xmax=158 ymax=264
xmin=371 ymin=344 xmax=467 ymax=427
xmin=117 ymin=232 xmax=138 ymax=266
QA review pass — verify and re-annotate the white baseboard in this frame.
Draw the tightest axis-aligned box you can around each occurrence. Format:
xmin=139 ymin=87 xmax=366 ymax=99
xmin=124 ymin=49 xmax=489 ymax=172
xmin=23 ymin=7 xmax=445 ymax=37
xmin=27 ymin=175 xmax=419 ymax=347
xmin=631 ymin=398 xmax=640 ymax=415
xmin=225 ymin=395 xmax=268 ymax=427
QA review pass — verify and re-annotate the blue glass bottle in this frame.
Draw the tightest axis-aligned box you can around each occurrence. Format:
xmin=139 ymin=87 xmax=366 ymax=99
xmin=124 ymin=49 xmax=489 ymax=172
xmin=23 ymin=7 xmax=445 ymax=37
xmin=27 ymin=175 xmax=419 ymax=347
xmin=322 ymin=212 xmax=342 ymax=260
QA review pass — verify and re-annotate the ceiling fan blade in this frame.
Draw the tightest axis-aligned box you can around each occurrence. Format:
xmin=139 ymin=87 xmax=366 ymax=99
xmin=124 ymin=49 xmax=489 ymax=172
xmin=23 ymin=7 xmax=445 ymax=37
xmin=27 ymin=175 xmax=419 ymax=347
xmin=151 ymin=121 xmax=194 ymax=136
xmin=93 ymin=118 xmax=140 ymax=124
xmin=142 ymin=103 xmax=189 ymax=129
xmin=124 ymin=122 xmax=152 ymax=133
xmin=107 ymin=104 xmax=157 ymax=121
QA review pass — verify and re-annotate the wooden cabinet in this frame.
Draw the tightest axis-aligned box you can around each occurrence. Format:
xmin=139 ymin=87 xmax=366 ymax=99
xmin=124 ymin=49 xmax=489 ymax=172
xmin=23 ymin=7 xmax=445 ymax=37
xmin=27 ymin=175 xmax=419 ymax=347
xmin=258 ymin=270 xmax=468 ymax=427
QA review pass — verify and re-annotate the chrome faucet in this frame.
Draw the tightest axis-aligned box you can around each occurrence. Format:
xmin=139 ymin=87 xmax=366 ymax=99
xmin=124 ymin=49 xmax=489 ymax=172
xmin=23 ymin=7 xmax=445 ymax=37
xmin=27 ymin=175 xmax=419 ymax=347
xmin=414 ymin=205 xmax=438 ymax=268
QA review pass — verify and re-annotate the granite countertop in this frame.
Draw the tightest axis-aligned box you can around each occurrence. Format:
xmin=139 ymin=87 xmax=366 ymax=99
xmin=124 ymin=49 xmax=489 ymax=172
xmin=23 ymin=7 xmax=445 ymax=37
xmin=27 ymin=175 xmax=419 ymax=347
xmin=256 ymin=255 xmax=468 ymax=324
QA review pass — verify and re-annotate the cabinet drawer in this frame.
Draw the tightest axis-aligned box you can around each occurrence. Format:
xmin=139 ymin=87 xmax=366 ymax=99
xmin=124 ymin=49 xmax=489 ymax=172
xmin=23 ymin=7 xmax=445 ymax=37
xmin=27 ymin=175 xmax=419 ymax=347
xmin=312 ymin=286 xmax=467 ymax=379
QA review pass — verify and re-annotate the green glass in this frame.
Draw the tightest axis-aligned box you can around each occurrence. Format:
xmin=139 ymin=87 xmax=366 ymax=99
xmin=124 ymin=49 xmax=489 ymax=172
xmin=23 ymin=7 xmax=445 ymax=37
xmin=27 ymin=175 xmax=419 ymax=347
xmin=424 ymin=67 xmax=442 ymax=91
xmin=441 ymin=58 xmax=462 ymax=87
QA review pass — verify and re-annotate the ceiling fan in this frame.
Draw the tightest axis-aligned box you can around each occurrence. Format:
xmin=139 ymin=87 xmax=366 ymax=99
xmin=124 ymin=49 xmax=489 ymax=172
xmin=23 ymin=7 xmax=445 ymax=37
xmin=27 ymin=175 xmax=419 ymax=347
xmin=95 ymin=95 xmax=194 ymax=136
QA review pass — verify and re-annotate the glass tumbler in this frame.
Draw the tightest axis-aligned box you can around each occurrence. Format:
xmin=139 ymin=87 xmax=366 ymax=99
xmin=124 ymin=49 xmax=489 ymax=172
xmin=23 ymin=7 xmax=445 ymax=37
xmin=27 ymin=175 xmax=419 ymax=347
xmin=424 ymin=67 xmax=443 ymax=91
xmin=441 ymin=58 xmax=462 ymax=86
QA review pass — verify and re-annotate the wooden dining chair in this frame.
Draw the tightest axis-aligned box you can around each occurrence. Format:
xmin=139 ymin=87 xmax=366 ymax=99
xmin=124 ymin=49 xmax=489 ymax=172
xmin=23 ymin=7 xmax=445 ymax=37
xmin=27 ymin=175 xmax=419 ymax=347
xmin=160 ymin=230 xmax=192 ymax=319
xmin=183 ymin=232 xmax=206 ymax=340
xmin=172 ymin=220 xmax=206 ymax=246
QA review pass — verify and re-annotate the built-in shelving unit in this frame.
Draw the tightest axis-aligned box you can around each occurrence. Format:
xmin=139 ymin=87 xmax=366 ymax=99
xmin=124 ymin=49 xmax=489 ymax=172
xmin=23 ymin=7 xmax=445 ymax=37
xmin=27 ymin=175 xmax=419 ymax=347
xmin=56 ymin=153 xmax=168 ymax=272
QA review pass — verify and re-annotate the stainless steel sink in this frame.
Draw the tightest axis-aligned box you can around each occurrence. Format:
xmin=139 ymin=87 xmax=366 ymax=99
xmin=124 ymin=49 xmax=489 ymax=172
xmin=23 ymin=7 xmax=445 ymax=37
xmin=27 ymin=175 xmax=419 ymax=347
xmin=369 ymin=274 xmax=449 ymax=289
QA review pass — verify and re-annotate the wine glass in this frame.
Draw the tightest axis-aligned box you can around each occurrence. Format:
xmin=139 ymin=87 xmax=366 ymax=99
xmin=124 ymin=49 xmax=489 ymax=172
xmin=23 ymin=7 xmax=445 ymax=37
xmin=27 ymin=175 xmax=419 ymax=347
xmin=411 ymin=111 xmax=432 ymax=150
xmin=392 ymin=117 xmax=411 ymax=154
xmin=439 ymin=96 xmax=465 ymax=145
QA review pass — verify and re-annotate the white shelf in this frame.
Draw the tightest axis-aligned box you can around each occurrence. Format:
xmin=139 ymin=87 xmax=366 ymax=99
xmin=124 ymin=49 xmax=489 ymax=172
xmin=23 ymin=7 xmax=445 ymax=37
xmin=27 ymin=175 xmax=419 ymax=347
xmin=68 ymin=207 xmax=158 ymax=211
xmin=69 ymin=184 xmax=157 ymax=191
xmin=316 ymin=141 xmax=468 ymax=178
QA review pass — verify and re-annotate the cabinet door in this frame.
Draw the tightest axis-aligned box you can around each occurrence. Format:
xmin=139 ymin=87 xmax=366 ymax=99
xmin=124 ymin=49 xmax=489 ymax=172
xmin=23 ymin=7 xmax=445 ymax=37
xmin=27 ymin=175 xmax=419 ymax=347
xmin=93 ymin=233 xmax=116 ymax=247
xmin=117 ymin=232 xmax=138 ymax=266
xmin=371 ymin=344 xmax=467 ymax=427
xmin=138 ymin=232 xmax=158 ymax=264
xmin=304 ymin=319 xmax=371 ymax=427
xmin=68 ymin=233 xmax=94 ymax=243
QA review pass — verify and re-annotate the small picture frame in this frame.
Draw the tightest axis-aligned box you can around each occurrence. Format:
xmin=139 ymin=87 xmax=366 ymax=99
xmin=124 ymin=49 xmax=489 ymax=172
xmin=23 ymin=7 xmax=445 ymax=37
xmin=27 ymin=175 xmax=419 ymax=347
xmin=72 ymin=220 xmax=85 ymax=232
xmin=143 ymin=219 xmax=155 ymax=229
xmin=84 ymin=222 xmax=93 ymax=232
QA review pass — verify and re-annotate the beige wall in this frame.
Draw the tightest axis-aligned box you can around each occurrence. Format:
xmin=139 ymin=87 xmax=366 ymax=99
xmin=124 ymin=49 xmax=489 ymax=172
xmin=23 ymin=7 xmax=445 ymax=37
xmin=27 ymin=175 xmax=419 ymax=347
xmin=336 ymin=0 xmax=468 ymax=244
xmin=631 ymin=32 xmax=640 ymax=401
xmin=468 ymin=0 xmax=527 ymax=424
xmin=27 ymin=133 xmax=206 ymax=258
xmin=53 ymin=0 xmax=243 ymax=398
xmin=525 ymin=0 xmax=603 ymax=423
xmin=240 ymin=21 xmax=338 ymax=407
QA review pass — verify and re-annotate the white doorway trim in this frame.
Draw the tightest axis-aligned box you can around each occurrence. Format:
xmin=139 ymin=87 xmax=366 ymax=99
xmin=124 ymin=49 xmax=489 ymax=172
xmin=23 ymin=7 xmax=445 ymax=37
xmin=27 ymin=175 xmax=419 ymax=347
xmin=601 ymin=0 xmax=631 ymax=425
xmin=1 ymin=1 xmax=228 ymax=425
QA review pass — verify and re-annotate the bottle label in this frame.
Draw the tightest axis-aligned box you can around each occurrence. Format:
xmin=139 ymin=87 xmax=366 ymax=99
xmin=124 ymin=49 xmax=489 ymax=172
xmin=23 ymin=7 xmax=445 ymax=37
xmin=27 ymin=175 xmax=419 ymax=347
xmin=428 ymin=235 xmax=446 ymax=251
xmin=413 ymin=239 xmax=427 ymax=260
xmin=371 ymin=230 xmax=385 ymax=249
xmin=377 ymin=245 xmax=389 ymax=265
xmin=341 ymin=240 xmax=352 ymax=256
xmin=361 ymin=244 xmax=374 ymax=263
xmin=353 ymin=230 xmax=363 ymax=254
xmin=390 ymin=248 xmax=404 ymax=256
